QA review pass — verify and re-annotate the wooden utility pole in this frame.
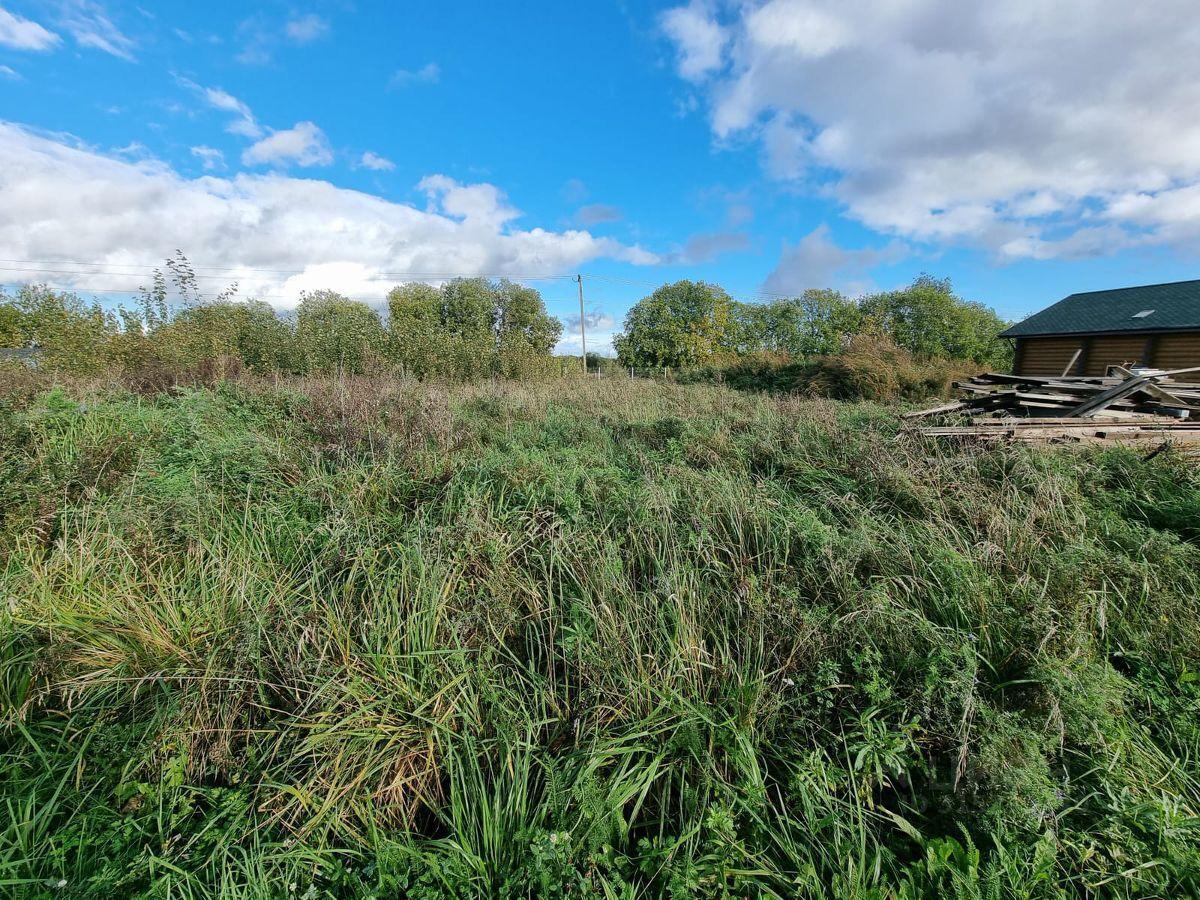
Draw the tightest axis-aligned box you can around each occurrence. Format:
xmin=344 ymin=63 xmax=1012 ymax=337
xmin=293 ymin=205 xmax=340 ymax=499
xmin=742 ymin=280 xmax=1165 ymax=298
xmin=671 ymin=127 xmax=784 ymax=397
xmin=576 ymin=274 xmax=587 ymax=375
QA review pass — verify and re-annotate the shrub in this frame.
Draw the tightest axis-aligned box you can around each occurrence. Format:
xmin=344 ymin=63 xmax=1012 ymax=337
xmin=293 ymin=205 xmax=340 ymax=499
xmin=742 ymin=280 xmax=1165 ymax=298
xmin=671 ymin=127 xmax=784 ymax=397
xmin=803 ymin=333 xmax=974 ymax=401
xmin=679 ymin=336 xmax=973 ymax=402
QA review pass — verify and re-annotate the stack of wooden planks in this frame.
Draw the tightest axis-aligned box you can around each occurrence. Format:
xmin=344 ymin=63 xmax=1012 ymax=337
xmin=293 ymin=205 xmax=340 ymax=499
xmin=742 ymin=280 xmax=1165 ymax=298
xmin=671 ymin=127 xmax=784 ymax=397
xmin=905 ymin=365 xmax=1200 ymax=446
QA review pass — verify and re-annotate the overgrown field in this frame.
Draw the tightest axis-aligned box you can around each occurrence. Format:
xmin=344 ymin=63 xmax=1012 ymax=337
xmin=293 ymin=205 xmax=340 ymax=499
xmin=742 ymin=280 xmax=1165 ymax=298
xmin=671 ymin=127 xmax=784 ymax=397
xmin=2 ymin=372 xmax=1199 ymax=898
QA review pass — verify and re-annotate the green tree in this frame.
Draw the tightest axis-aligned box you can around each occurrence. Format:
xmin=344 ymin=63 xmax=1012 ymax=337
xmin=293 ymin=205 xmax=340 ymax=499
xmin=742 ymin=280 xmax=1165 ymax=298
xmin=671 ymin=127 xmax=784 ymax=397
xmin=859 ymin=276 xmax=1012 ymax=366
xmin=159 ymin=300 xmax=298 ymax=374
xmin=495 ymin=280 xmax=562 ymax=356
xmin=385 ymin=278 xmax=562 ymax=379
xmin=0 ymin=300 xmax=24 ymax=348
xmin=730 ymin=290 xmax=864 ymax=356
xmin=614 ymin=280 xmax=734 ymax=368
xmin=0 ymin=284 xmax=119 ymax=374
xmin=787 ymin=289 xmax=865 ymax=356
xmin=296 ymin=290 xmax=386 ymax=374
xmin=386 ymin=282 xmax=445 ymax=377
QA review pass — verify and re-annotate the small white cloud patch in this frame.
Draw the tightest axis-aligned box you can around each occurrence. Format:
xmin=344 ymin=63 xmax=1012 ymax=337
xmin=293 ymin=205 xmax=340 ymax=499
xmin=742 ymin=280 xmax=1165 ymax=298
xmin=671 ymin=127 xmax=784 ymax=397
xmin=0 ymin=6 xmax=60 ymax=51
xmin=389 ymin=63 xmax=440 ymax=88
xmin=284 ymin=13 xmax=329 ymax=45
xmin=359 ymin=151 xmax=395 ymax=171
xmin=242 ymin=121 xmax=332 ymax=168
xmin=659 ymin=1 xmax=727 ymax=82
xmin=56 ymin=0 xmax=134 ymax=60
xmin=190 ymin=145 xmax=225 ymax=171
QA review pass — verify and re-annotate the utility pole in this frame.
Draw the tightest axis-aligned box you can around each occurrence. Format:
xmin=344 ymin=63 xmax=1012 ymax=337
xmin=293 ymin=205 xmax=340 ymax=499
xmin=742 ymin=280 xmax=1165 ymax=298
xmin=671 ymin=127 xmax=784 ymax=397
xmin=576 ymin=274 xmax=587 ymax=375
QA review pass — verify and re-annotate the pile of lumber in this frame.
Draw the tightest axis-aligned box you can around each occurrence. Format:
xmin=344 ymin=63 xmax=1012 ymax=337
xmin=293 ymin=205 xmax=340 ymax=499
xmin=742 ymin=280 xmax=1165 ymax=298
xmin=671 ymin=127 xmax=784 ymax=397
xmin=905 ymin=365 xmax=1200 ymax=447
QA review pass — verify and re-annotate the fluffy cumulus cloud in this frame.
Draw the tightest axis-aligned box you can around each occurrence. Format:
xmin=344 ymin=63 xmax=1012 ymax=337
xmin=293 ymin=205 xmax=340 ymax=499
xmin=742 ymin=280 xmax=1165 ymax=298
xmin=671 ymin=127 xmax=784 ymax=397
xmin=660 ymin=2 xmax=727 ymax=82
xmin=0 ymin=6 xmax=60 ymax=50
xmin=242 ymin=121 xmax=333 ymax=168
xmin=0 ymin=122 xmax=655 ymax=308
xmin=661 ymin=0 xmax=1200 ymax=258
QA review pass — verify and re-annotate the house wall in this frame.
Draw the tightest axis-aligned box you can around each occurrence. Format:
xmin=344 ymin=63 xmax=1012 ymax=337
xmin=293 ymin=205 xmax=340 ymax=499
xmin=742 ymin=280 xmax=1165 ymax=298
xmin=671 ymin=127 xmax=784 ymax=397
xmin=1013 ymin=332 xmax=1200 ymax=376
xmin=1154 ymin=333 xmax=1200 ymax=370
xmin=1014 ymin=337 xmax=1085 ymax=376
xmin=1082 ymin=336 xmax=1150 ymax=376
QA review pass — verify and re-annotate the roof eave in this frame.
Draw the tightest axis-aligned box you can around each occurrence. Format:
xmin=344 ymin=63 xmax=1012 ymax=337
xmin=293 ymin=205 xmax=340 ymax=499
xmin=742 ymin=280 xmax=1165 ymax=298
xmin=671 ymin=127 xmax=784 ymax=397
xmin=1002 ymin=324 xmax=1200 ymax=339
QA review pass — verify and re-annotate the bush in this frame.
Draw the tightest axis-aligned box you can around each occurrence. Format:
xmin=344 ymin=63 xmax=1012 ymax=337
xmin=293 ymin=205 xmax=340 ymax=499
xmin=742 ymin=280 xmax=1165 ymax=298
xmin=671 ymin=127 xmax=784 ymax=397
xmin=803 ymin=333 xmax=975 ymax=401
xmin=679 ymin=336 xmax=973 ymax=402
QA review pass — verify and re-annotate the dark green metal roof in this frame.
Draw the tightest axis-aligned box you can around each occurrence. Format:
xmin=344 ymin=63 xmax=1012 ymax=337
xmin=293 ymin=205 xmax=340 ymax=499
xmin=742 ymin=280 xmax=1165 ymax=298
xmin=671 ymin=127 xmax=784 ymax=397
xmin=1000 ymin=279 xmax=1200 ymax=338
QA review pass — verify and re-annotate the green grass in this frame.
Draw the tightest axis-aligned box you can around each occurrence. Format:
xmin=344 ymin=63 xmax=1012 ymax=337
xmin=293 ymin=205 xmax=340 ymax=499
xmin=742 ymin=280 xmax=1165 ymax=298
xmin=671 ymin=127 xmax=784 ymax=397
xmin=2 ymin=373 xmax=1199 ymax=898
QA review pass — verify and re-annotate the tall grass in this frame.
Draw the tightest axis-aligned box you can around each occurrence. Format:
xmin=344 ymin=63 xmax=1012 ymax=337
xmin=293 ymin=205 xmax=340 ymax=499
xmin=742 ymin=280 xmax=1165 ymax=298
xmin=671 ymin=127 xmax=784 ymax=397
xmin=2 ymin=372 xmax=1199 ymax=897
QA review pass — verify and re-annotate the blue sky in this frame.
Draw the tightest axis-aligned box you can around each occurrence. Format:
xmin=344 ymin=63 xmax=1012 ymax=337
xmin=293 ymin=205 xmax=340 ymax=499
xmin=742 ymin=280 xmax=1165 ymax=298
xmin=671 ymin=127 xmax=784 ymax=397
xmin=3 ymin=1 xmax=1200 ymax=353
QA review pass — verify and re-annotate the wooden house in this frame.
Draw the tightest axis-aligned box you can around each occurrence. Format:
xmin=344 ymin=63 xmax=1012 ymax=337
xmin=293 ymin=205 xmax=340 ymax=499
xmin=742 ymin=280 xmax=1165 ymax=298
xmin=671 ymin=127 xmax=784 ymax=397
xmin=1001 ymin=280 xmax=1200 ymax=376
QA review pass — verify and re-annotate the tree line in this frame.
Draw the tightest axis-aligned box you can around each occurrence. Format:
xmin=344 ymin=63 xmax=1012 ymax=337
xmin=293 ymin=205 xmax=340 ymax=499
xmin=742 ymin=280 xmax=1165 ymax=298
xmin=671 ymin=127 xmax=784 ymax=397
xmin=614 ymin=276 xmax=1012 ymax=370
xmin=1 ymin=254 xmax=1012 ymax=382
xmin=0 ymin=255 xmax=564 ymax=380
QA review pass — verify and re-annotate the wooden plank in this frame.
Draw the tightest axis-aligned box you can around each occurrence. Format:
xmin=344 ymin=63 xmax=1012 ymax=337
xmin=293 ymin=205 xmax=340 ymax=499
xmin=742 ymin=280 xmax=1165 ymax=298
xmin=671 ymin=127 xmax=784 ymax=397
xmin=1109 ymin=365 xmax=1190 ymax=407
xmin=1066 ymin=375 xmax=1151 ymax=418
xmin=902 ymin=400 xmax=967 ymax=419
xmin=1159 ymin=365 xmax=1200 ymax=377
xmin=968 ymin=415 xmax=1183 ymax=426
xmin=1061 ymin=347 xmax=1083 ymax=377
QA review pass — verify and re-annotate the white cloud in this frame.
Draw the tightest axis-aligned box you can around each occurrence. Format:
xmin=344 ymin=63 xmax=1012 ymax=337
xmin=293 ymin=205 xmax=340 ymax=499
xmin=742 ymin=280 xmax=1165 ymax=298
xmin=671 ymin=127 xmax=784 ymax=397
xmin=201 ymin=86 xmax=262 ymax=138
xmin=56 ymin=0 xmax=134 ymax=60
xmin=358 ymin=150 xmax=395 ymax=171
xmin=242 ymin=121 xmax=332 ymax=168
xmin=389 ymin=63 xmax=440 ymax=88
xmin=557 ymin=310 xmax=619 ymax=356
xmin=0 ymin=64 xmax=21 ymax=79
xmin=0 ymin=6 xmax=60 ymax=50
xmin=0 ymin=122 xmax=655 ymax=308
xmin=112 ymin=140 xmax=148 ymax=157
xmin=660 ymin=1 xmax=727 ymax=82
xmin=662 ymin=0 xmax=1200 ymax=259
xmin=190 ymin=145 xmax=225 ymax=171
xmin=417 ymin=174 xmax=521 ymax=231
xmin=763 ymin=224 xmax=905 ymax=295
xmin=284 ymin=13 xmax=328 ymax=44
xmin=181 ymin=80 xmax=334 ymax=173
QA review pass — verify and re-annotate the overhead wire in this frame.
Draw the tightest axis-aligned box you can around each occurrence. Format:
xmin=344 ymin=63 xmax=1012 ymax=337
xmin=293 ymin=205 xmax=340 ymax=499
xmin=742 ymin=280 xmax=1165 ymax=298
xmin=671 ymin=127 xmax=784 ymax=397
xmin=0 ymin=258 xmax=578 ymax=282
xmin=0 ymin=256 xmax=815 ymax=334
xmin=0 ymin=259 xmax=597 ymax=320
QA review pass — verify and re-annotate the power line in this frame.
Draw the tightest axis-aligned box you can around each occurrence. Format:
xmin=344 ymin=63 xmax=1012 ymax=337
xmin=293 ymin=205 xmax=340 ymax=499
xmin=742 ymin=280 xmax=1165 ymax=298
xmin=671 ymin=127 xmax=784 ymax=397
xmin=0 ymin=257 xmax=816 ymax=304
xmin=0 ymin=256 xmax=811 ymax=330
xmin=0 ymin=258 xmax=579 ymax=282
xmin=0 ymin=283 xmax=588 ymax=310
